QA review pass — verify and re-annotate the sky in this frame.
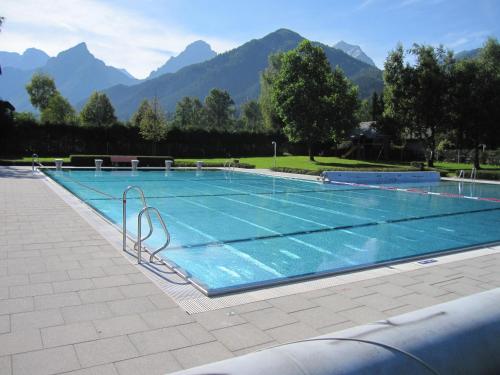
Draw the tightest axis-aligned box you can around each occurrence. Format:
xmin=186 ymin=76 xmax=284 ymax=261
xmin=1 ymin=0 xmax=499 ymax=79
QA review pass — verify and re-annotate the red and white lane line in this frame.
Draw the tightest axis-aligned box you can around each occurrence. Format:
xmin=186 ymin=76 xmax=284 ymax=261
xmin=327 ymin=180 xmax=500 ymax=203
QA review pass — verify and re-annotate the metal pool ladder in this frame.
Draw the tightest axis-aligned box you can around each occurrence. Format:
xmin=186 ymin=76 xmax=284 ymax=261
xmin=223 ymin=159 xmax=235 ymax=179
xmin=471 ymin=167 xmax=477 ymax=181
xmin=32 ymin=153 xmax=44 ymax=172
xmin=122 ymin=186 xmax=171 ymax=264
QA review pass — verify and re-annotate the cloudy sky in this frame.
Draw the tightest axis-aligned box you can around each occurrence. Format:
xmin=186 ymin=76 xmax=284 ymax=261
xmin=1 ymin=0 xmax=499 ymax=78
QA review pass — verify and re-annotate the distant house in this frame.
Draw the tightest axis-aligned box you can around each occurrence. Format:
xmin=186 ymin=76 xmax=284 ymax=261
xmin=340 ymin=121 xmax=390 ymax=160
xmin=352 ymin=121 xmax=385 ymax=140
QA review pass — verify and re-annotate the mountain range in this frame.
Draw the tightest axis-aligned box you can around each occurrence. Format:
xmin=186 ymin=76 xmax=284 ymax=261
xmin=147 ymin=40 xmax=217 ymax=79
xmin=455 ymin=48 xmax=481 ymax=60
xmin=333 ymin=41 xmax=376 ymax=67
xmin=1 ymin=29 xmax=383 ymax=118
xmin=103 ymin=29 xmax=384 ymax=119
xmin=0 ymin=48 xmax=49 ymax=70
xmin=0 ymin=43 xmax=137 ymax=111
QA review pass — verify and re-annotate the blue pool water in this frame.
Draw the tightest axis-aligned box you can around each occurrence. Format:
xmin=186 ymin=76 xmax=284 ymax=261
xmin=45 ymin=169 xmax=500 ymax=295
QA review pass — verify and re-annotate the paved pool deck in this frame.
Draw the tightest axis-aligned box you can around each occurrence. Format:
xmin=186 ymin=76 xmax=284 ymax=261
xmin=1 ymin=166 xmax=500 ymax=375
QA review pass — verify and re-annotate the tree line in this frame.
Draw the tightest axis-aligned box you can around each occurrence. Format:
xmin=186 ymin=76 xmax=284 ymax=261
xmin=365 ymin=38 xmax=500 ymax=168
xmin=7 ymin=36 xmax=500 ymax=167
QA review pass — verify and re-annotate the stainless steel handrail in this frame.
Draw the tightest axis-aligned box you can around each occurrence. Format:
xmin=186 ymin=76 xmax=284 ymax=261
xmin=122 ymin=186 xmax=153 ymax=252
xmin=137 ymin=206 xmax=171 ymax=264
xmin=31 ymin=154 xmax=44 ymax=172
xmin=458 ymin=170 xmax=464 ymax=179
xmin=471 ymin=167 xmax=477 ymax=181
xmin=223 ymin=159 xmax=234 ymax=169
xmin=223 ymin=159 xmax=235 ymax=180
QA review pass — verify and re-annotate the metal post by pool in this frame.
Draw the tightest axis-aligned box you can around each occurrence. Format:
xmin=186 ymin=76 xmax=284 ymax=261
xmin=272 ymin=141 xmax=277 ymax=168
xmin=32 ymin=153 xmax=39 ymax=172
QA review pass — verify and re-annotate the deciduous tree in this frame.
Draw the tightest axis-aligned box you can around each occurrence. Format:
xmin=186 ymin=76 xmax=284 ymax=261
xmin=259 ymin=53 xmax=284 ymax=131
xmin=139 ymin=97 xmax=168 ymax=155
xmin=271 ymin=40 xmax=358 ymax=161
xmin=241 ymin=100 xmax=263 ymax=132
xmin=41 ymin=93 xmax=77 ymax=125
xmin=173 ymin=96 xmax=205 ymax=129
xmin=450 ymin=38 xmax=500 ymax=169
xmin=26 ymin=73 xmax=58 ymax=111
xmin=130 ymin=99 xmax=151 ymax=127
xmin=204 ymin=89 xmax=235 ymax=130
xmin=80 ymin=92 xmax=117 ymax=127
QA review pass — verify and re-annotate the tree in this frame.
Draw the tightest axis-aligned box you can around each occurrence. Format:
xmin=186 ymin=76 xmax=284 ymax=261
xmin=450 ymin=38 xmax=500 ymax=169
xmin=259 ymin=53 xmax=284 ymax=131
xmin=383 ymin=44 xmax=453 ymax=167
xmin=383 ymin=44 xmax=414 ymax=145
xmin=356 ymin=99 xmax=371 ymax=122
xmin=139 ymin=97 xmax=168 ymax=154
xmin=271 ymin=40 xmax=358 ymax=161
xmin=0 ymin=100 xmax=15 ymax=126
xmin=370 ymin=92 xmax=384 ymax=123
xmin=80 ymin=92 xmax=117 ymax=126
xmin=173 ymin=96 xmax=205 ymax=129
xmin=241 ymin=100 xmax=264 ymax=132
xmin=41 ymin=93 xmax=77 ymax=125
xmin=130 ymin=99 xmax=151 ymax=127
xmin=408 ymin=44 xmax=453 ymax=167
xmin=26 ymin=73 xmax=58 ymax=111
xmin=204 ymin=89 xmax=235 ymax=130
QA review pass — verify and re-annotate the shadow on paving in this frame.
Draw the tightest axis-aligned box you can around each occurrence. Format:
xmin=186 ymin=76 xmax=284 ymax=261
xmin=0 ymin=166 xmax=43 ymax=179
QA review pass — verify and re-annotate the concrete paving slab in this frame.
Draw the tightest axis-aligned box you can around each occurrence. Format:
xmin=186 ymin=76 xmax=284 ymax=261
xmin=1 ymin=167 xmax=500 ymax=374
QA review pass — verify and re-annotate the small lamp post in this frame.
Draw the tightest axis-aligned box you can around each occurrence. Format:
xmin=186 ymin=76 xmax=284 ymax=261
xmin=272 ymin=141 xmax=277 ymax=168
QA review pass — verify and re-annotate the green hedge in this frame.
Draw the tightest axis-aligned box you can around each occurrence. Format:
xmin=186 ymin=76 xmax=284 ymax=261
xmin=69 ymin=155 xmax=255 ymax=169
xmin=70 ymin=155 xmax=174 ymax=167
xmin=271 ymin=166 xmax=421 ymax=176
xmin=2 ymin=120 xmax=287 ymax=158
xmin=173 ymin=161 xmax=255 ymax=169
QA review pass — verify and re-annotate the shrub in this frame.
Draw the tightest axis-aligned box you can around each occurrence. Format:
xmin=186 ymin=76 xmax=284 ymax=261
xmin=173 ymin=161 xmax=255 ymax=169
xmin=70 ymin=155 xmax=112 ymax=166
xmin=70 ymin=155 xmax=174 ymax=167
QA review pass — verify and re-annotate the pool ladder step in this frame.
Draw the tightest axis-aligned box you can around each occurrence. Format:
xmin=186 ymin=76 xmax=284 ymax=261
xmin=122 ymin=186 xmax=171 ymax=264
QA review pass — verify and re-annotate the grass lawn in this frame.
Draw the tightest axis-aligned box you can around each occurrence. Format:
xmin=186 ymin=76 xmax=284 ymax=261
xmin=16 ymin=156 xmax=71 ymax=163
xmin=1 ymin=155 xmax=499 ymax=175
xmin=434 ymin=161 xmax=500 ymax=171
xmin=177 ymin=156 xmax=413 ymax=171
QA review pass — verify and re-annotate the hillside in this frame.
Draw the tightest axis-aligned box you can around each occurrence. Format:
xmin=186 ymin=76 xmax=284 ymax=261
xmin=104 ymin=29 xmax=383 ymax=119
xmin=455 ymin=48 xmax=481 ymax=60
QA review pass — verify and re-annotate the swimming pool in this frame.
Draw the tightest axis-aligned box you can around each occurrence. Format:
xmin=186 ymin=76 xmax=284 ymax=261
xmin=45 ymin=169 xmax=500 ymax=295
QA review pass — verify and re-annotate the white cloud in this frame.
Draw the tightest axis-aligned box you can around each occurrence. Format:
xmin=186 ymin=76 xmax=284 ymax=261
xmin=0 ymin=0 xmax=239 ymax=78
xmin=443 ymin=30 xmax=490 ymax=50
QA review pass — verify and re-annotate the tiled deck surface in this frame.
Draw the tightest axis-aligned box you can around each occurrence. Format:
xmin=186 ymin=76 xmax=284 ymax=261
xmin=1 ymin=166 xmax=500 ymax=375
